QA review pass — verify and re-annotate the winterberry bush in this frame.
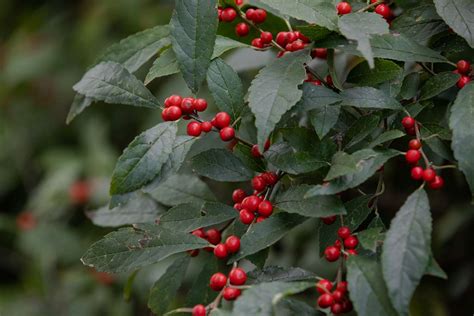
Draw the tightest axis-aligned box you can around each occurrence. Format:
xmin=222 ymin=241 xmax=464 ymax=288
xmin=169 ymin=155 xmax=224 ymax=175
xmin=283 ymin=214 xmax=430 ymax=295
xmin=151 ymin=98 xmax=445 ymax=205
xmin=69 ymin=0 xmax=474 ymax=315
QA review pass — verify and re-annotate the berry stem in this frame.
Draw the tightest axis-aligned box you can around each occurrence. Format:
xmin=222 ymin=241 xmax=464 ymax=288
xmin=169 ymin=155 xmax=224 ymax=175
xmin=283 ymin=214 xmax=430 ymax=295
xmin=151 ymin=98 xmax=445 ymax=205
xmin=234 ymin=135 xmax=253 ymax=147
xmin=432 ymin=164 xmax=457 ymax=170
xmin=357 ymin=0 xmax=384 ymax=12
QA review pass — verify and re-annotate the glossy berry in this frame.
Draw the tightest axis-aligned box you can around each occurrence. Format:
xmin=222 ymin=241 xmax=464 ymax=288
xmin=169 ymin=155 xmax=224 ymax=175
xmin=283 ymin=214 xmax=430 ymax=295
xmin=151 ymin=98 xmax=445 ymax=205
xmin=457 ymin=76 xmax=471 ymax=88
xmin=322 ymin=215 xmax=337 ymax=225
xmin=295 ymin=31 xmax=310 ymax=43
xmin=162 ymin=106 xmax=182 ymax=121
xmin=346 ymin=249 xmax=358 ymax=256
xmin=405 ymin=149 xmax=421 ymax=164
xmin=344 ymin=235 xmax=359 ymax=249
xmin=234 ymin=203 xmax=242 ymax=210
xmin=258 ymin=200 xmax=273 ymax=217
xmin=457 ymin=60 xmax=471 ymax=74
xmin=331 ymin=303 xmax=344 ymax=314
xmin=192 ymin=228 xmax=206 ymax=239
xmin=422 ymin=168 xmax=436 ymax=182
xmin=332 ymin=289 xmax=345 ymax=302
xmin=245 ymin=8 xmax=256 ymax=20
xmin=242 ymin=195 xmax=260 ymax=212
xmin=187 ymin=122 xmax=202 ymax=137
xmin=334 ymin=239 xmax=342 ymax=249
xmin=276 ymin=32 xmax=289 ymax=46
xmin=221 ymin=8 xmax=237 ymax=22
xmin=235 ymin=23 xmax=250 ymax=37
xmin=260 ymin=31 xmax=273 ymax=44
xmin=229 ymin=267 xmax=247 ymax=285
xmin=409 ymin=139 xmax=422 ymax=150
xmin=165 ymin=95 xmax=182 ymax=107
xmin=317 ymin=293 xmax=334 ymax=308
xmin=233 ymin=188 xmax=247 ymax=203
xmin=312 ymin=48 xmax=327 ymax=59
xmin=401 ymin=116 xmax=416 ymax=129
xmin=210 ymin=272 xmax=227 ymax=291
xmin=214 ymin=112 xmax=231 ymax=129
xmin=256 ymin=216 xmax=266 ymax=223
xmin=324 ymin=245 xmax=341 ymax=262
xmin=180 ymin=97 xmax=194 ymax=114
xmin=336 ymin=281 xmax=348 ymax=293
xmin=251 ymin=38 xmax=264 ymax=49
xmin=213 ymin=243 xmax=228 ymax=259
xmin=252 ymin=176 xmax=267 ymax=192
xmin=193 ymin=98 xmax=208 ymax=112
xmin=206 ymin=228 xmax=221 ymax=245
xmin=262 ymin=172 xmax=278 ymax=185
xmin=316 ymin=279 xmax=333 ymax=294
xmin=251 ymin=144 xmax=262 ymax=158
xmin=337 ymin=226 xmax=351 ymax=239
xmin=220 ymin=127 xmax=235 ymax=141
xmin=337 ymin=2 xmax=352 ymax=15
xmin=411 ymin=166 xmax=424 ymax=181
xmin=235 ymin=0 xmax=243 ymax=5
xmin=201 ymin=121 xmax=213 ymax=133
xmin=253 ymin=9 xmax=267 ymax=23
xmin=240 ymin=209 xmax=255 ymax=224
xmin=223 ymin=287 xmax=241 ymax=301
xmin=375 ymin=4 xmax=391 ymax=18
xmin=225 ymin=235 xmax=241 ymax=253
xmin=429 ymin=176 xmax=444 ymax=190
xmin=192 ymin=304 xmax=206 ymax=316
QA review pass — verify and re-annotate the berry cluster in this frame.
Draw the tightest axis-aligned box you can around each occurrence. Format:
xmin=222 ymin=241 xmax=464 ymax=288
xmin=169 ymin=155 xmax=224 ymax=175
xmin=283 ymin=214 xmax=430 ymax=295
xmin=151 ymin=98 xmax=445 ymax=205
xmin=316 ymin=280 xmax=353 ymax=314
xmin=453 ymin=59 xmax=472 ymax=89
xmin=274 ymin=31 xmax=311 ymax=56
xmin=218 ymin=5 xmax=268 ymax=38
xmin=189 ymin=228 xmax=241 ymax=260
xmin=324 ymin=226 xmax=359 ymax=262
xmin=209 ymin=267 xmax=248 ymax=301
xmin=402 ymin=116 xmax=445 ymax=190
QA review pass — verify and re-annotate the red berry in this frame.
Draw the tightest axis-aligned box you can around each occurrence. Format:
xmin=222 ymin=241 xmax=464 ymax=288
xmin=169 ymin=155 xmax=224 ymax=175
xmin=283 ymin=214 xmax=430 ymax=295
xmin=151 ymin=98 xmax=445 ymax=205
xmin=457 ymin=59 xmax=471 ymax=74
xmin=187 ymin=122 xmax=202 ymax=137
xmin=225 ymin=235 xmax=241 ymax=253
xmin=405 ymin=149 xmax=421 ymax=164
xmin=341 ymin=300 xmax=353 ymax=312
xmin=343 ymin=235 xmax=359 ymax=249
xmin=16 ymin=212 xmax=37 ymax=231
xmin=326 ymin=75 xmax=334 ymax=86
xmin=334 ymin=239 xmax=342 ymax=249
xmin=166 ymin=95 xmax=182 ymax=107
xmin=337 ymin=2 xmax=352 ymax=15
xmin=201 ymin=121 xmax=212 ymax=133
xmin=260 ymin=31 xmax=273 ymax=44
xmin=256 ymin=216 xmax=266 ymax=223
xmin=457 ymin=75 xmax=471 ymax=88
xmin=295 ymin=31 xmax=310 ymax=43
xmin=233 ymin=188 xmax=247 ymax=203
xmin=242 ymin=195 xmax=260 ymax=212
xmin=235 ymin=23 xmax=250 ymax=37
xmin=258 ymin=200 xmax=273 ymax=217
xmin=223 ymin=287 xmax=241 ymax=301
xmin=193 ymin=98 xmax=208 ymax=112
xmin=239 ymin=209 xmax=255 ymax=225
xmin=261 ymin=172 xmax=278 ymax=185
xmin=286 ymin=32 xmax=298 ymax=43
xmin=214 ymin=112 xmax=231 ymax=129
xmin=245 ymin=8 xmax=256 ymax=20
xmin=234 ymin=203 xmax=242 ymax=210
xmin=218 ymin=7 xmax=223 ymax=21
xmin=213 ymin=243 xmax=228 ymax=259
xmin=276 ymin=32 xmax=289 ymax=46
xmin=332 ymin=289 xmax=345 ymax=302
xmin=206 ymin=229 xmax=222 ymax=245
xmin=181 ymin=97 xmax=195 ymax=114
xmin=401 ymin=116 xmax=416 ymax=129
xmin=346 ymin=249 xmax=358 ymax=256
xmin=316 ymin=279 xmax=333 ymax=294
xmin=375 ymin=4 xmax=391 ymax=18
xmin=322 ymin=215 xmax=337 ymax=225
xmin=291 ymin=39 xmax=305 ymax=51
xmin=69 ymin=181 xmax=90 ymax=204
xmin=192 ymin=304 xmax=206 ymax=316
xmin=252 ymin=176 xmax=267 ymax=192
xmin=331 ymin=303 xmax=344 ymax=314
xmin=337 ymin=226 xmax=351 ymax=239
xmin=324 ymin=245 xmax=341 ymax=262
xmin=229 ymin=267 xmax=247 ymax=285
xmin=429 ymin=176 xmax=444 ymax=190
xmin=251 ymin=38 xmax=264 ymax=49
xmin=253 ymin=9 xmax=267 ymax=23
xmin=235 ymin=0 xmax=243 ymax=5
xmin=251 ymin=144 xmax=262 ymax=158
xmin=312 ymin=48 xmax=327 ymax=59
xmin=317 ymin=293 xmax=334 ymax=308
xmin=405 ymin=126 xmax=416 ymax=136
xmin=192 ymin=228 xmax=206 ymax=239
xmin=220 ymin=127 xmax=235 ymax=141
xmin=422 ymin=168 xmax=436 ymax=182
xmin=408 ymin=139 xmax=422 ymax=150
xmin=221 ymin=7 xmax=237 ymax=22
xmin=210 ymin=272 xmax=227 ymax=291
xmin=410 ymin=166 xmax=424 ymax=181
xmin=336 ymin=281 xmax=348 ymax=293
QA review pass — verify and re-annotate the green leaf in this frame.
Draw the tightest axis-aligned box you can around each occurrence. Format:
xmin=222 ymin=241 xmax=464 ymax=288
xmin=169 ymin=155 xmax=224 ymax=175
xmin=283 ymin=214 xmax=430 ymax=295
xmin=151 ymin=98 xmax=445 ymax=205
xmin=339 ymin=12 xmax=390 ymax=68
xmin=148 ymin=174 xmax=216 ymax=206
xmin=66 ymin=94 xmax=94 ymax=124
xmin=231 ymin=281 xmax=315 ymax=316
xmin=382 ymin=189 xmax=432 ymax=315
xmin=212 ymin=35 xmax=251 ymax=59
xmin=344 ymin=195 xmax=374 ymax=231
xmin=344 ymin=115 xmax=381 ymax=149
xmin=158 ymin=202 xmax=237 ymax=232
xmin=257 ymin=0 xmax=338 ymax=31
xmin=81 ymin=227 xmax=208 ymax=273
xmin=449 ymin=83 xmax=474 ymax=197
xmin=144 ymin=48 xmax=180 ymax=85
xmin=185 ymin=255 xmax=219 ymax=306
xmin=358 ymin=227 xmax=384 ymax=252
xmin=148 ymin=255 xmax=190 ymax=315
xmin=399 ymin=72 xmax=421 ymax=100
xmin=229 ymin=213 xmax=307 ymax=262
xmin=248 ymin=50 xmax=311 ymax=150
xmin=325 ymin=152 xmax=358 ymax=181
xmin=110 ymin=122 xmax=177 ymax=195
xmin=170 ymin=0 xmax=218 ymax=93
xmin=275 ymin=184 xmax=346 ymax=218
xmin=341 ymin=87 xmax=402 ymax=110
xmin=368 ymin=130 xmax=406 ymax=148
xmin=87 ymin=193 xmax=164 ymax=227
xmin=420 ymin=71 xmax=460 ymax=100
xmin=347 ymin=59 xmax=403 ymax=86
xmin=96 ymin=25 xmax=171 ymax=73
xmin=298 ymin=83 xmax=342 ymax=111
xmin=276 ymin=298 xmax=321 ymax=316
xmin=309 ymin=106 xmax=340 ymax=140
xmin=434 ymin=0 xmax=474 ymax=48
xmin=347 ymin=255 xmax=398 ymax=316
xmin=248 ymin=266 xmax=317 ymax=284
xmin=191 ymin=148 xmax=254 ymax=182
xmin=425 ymin=254 xmax=447 ymax=279
xmin=295 ymin=25 xmax=332 ymax=42
xmin=207 ymin=58 xmax=244 ymax=120
xmin=73 ymin=61 xmax=161 ymax=108
xmin=305 ymin=149 xmax=401 ymax=196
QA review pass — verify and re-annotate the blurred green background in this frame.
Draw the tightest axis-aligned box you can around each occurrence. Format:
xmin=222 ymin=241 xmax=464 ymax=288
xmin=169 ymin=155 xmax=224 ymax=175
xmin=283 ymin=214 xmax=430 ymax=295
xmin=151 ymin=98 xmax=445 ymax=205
xmin=0 ymin=1 xmax=473 ymax=315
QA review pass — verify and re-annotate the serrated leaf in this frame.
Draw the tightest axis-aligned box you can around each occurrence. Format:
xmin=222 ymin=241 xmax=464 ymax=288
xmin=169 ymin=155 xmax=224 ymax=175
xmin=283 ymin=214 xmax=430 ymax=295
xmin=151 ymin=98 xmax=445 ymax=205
xmin=358 ymin=227 xmax=384 ymax=252
xmin=257 ymin=0 xmax=338 ymax=31
xmin=81 ymin=227 xmax=208 ymax=273
xmin=144 ymin=48 xmax=180 ymax=85
xmin=368 ymin=130 xmax=406 ymax=148
xmin=449 ymin=83 xmax=474 ymax=197
xmin=347 ymin=255 xmax=398 ymax=316
xmin=170 ymin=0 xmax=218 ymax=93
xmin=295 ymin=24 xmax=332 ymax=41
xmin=66 ymin=94 xmax=94 ymax=124
xmin=248 ymin=266 xmax=317 ymax=284
xmin=298 ymin=83 xmax=342 ymax=111
xmin=325 ymin=152 xmax=358 ymax=181
xmin=207 ymin=58 xmax=244 ymax=120
xmin=341 ymin=87 xmax=402 ymax=110
xmin=229 ymin=213 xmax=307 ymax=262
xmin=420 ymin=71 xmax=460 ymax=100
xmin=339 ymin=12 xmax=390 ymax=68
xmin=306 ymin=149 xmax=401 ymax=196
xmin=347 ymin=59 xmax=403 ymax=86
xmin=231 ymin=281 xmax=315 ymax=316
xmin=212 ymin=35 xmax=251 ymax=59
xmin=191 ymin=148 xmax=254 ymax=182
xmin=275 ymin=184 xmax=346 ymax=217
xmin=382 ymin=189 xmax=432 ymax=316
xmin=73 ymin=61 xmax=161 ymax=109
xmin=249 ymin=50 xmax=311 ymax=150
xmin=425 ymin=254 xmax=447 ymax=279
xmin=110 ymin=122 xmax=177 ymax=195
xmin=185 ymin=255 xmax=219 ymax=306
xmin=148 ymin=255 xmax=190 ymax=315
xmin=344 ymin=115 xmax=381 ymax=149
xmin=434 ymin=0 xmax=474 ymax=48
xmin=309 ymin=105 xmax=340 ymax=140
